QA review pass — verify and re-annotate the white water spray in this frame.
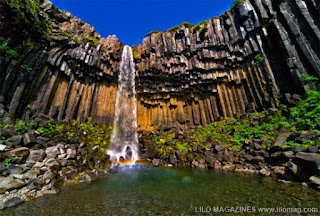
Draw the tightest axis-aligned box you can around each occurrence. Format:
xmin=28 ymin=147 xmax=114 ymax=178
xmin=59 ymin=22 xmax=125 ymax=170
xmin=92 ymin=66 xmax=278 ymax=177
xmin=107 ymin=45 xmax=139 ymax=165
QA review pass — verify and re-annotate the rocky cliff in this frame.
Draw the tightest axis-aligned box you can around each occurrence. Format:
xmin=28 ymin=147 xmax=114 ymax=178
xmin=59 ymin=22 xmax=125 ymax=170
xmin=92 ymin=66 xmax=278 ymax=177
xmin=0 ymin=0 xmax=319 ymax=132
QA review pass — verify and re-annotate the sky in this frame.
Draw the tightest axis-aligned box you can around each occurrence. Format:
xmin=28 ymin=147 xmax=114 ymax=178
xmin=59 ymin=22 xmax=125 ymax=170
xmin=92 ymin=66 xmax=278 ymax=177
xmin=50 ymin=0 xmax=234 ymax=46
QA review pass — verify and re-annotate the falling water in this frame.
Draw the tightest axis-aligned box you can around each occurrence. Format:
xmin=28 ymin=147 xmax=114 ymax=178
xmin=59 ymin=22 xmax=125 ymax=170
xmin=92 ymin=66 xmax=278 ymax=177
xmin=106 ymin=45 xmax=139 ymax=165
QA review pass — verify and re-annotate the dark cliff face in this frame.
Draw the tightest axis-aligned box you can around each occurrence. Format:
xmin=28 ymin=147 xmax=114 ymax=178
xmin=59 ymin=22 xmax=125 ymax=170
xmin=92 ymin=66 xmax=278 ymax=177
xmin=0 ymin=0 xmax=319 ymax=131
xmin=133 ymin=0 xmax=320 ymax=131
xmin=0 ymin=0 xmax=123 ymax=125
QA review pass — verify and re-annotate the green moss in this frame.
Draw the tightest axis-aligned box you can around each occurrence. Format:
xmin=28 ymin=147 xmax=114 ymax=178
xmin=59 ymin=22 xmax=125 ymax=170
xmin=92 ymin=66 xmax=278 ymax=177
xmin=21 ymin=64 xmax=33 ymax=72
xmin=253 ymin=54 xmax=266 ymax=65
xmin=167 ymin=22 xmax=194 ymax=32
xmin=87 ymin=37 xmax=100 ymax=45
xmin=146 ymin=30 xmax=162 ymax=37
xmin=0 ymin=45 xmax=18 ymax=58
xmin=6 ymin=0 xmax=51 ymax=35
xmin=193 ymin=21 xmax=208 ymax=36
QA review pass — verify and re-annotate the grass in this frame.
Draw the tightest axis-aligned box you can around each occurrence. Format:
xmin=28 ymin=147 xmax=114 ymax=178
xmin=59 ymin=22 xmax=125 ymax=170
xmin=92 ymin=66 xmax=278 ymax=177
xmin=6 ymin=0 xmax=51 ymax=35
xmin=0 ymin=45 xmax=18 ymax=58
xmin=153 ymin=81 xmax=320 ymax=160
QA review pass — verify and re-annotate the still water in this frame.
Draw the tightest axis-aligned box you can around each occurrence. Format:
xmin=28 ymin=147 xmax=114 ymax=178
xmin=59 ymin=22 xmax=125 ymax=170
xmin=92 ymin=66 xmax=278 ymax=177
xmin=2 ymin=166 xmax=320 ymax=215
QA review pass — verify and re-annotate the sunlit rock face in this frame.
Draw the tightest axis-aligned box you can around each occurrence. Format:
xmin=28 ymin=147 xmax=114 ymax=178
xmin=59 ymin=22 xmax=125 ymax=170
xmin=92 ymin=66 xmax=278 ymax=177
xmin=0 ymin=0 xmax=319 ymax=132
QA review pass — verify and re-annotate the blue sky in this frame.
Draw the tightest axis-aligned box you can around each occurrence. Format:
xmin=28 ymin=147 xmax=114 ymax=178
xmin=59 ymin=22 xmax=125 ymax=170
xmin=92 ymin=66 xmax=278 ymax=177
xmin=50 ymin=0 xmax=234 ymax=46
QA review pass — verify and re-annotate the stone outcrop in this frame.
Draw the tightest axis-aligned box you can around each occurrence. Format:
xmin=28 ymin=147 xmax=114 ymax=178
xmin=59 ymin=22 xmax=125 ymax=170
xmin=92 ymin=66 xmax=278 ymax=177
xmin=0 ymin=0 xmax=319 ymax=132
xmin=133 ymin=0 xmax=320 ymax=131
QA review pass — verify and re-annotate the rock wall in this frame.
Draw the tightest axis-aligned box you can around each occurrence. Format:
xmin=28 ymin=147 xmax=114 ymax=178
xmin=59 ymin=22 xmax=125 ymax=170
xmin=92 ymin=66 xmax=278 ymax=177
xmin=0 ymin=0 xmax=123 ymax=125
xmin=0 ymin=0 xmax=319 ymax=131
xmin=133 ymin=0 xmax=320 ymax=131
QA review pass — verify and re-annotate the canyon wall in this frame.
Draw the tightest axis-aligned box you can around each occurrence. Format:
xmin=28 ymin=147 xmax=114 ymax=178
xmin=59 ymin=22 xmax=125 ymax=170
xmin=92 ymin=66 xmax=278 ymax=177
xmin=0 ymin=0 xmax=319 ymax=132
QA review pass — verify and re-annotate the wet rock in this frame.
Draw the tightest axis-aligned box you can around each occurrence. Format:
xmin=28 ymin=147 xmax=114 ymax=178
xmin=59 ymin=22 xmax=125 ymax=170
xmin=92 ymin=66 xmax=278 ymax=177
xmin=84 ymin=174 xmax=92 ymax=182
xmin=222 ymin=164 xmax=235 ymax=171
xmin=268 ymin=152 xmax=291 ymax=166
xmin=309 ymin=176 xmax=320 ymax=187
xmin=10 ymin=135 xmax=22 ymax=146
xmin=273 ymin=166 xmax=285 ymax=178
xmin=0 ymin=196 xmax=23 ymax=209
xmin=23 ymin=133 xmax=36 ymax=145
xmin=9 ymin=147 xmax=30 ymax=158
xmin=45 ymin=146 xmax=59 ymax=159
xmin=198 ymin=164 xmax=206 ymax=169
xmin=0 ymin=177 xmax=25 ymax=193
xmin=152 ymin=158 xmax=160 ymax=167
xmin=293 ymin=152 xmax=320 ymax=180
xmin=260 ymin=168 xmax=271 ymax=176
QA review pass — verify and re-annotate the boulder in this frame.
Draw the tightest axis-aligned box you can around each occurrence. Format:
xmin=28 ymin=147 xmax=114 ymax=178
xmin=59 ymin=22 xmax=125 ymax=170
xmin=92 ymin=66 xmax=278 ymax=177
xmin=169 ymin=154 xmax=176 ymax=165
xmin=0 ymin=144 xmax=6 ymax=151
xmin=9 ymin=147 xmax=30 ymax=158
xmin=251 ymin=156 xmax=265 ymax=164
xmin=23 ymin=133 xmax=36 ymax=145
xmin=260 ymin=168 xmax=271 ymax=176
xmin=43 ymin=170 xmax=56 ymax=180
xmin=10 ymin=135 xmax=22 ymax=146
xmin=66 ymin=149 xmax=76 ymax=159
xmin=152 ymin=158 xmax=160 ymax=166
xmin=309 ymin=175 xmax=320 ymax=187
xmin=0 ymin=197 xmax=23 ymax=209
xmin=214 ymin=144 xmax=224 ymax=152
xmin=6 ymin=165 xmax=23 ymax=177
xmin=45 ymin=158 xmax=60 ymax=171
xmin=307 ymin=145 xmax=318 ymax=153
xmin=272 ymin=127 xmax=291 ymax=151
xmin=36 ymin=136 xmax=49 ymax=145
xmin=0 ymin=177 xmax=25 ymax=193
xmin=27 ymin=149 xmax=45 ymax=163
xmin=297 ymin=131 xmax=319 ymax=143
xmin=45 ymin=146 xmax=59 ymax=159
xmin=293 ymin=152 xmax=320 ymax=179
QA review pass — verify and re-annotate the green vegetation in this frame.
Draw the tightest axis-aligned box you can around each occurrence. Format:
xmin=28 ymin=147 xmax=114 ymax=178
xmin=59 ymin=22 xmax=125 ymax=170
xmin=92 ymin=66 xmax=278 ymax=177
xmin=2 ymin=158 xmax=12 ymax=167
xmin=168 ymin=22 xmax=194 ymax=32
xmin=0 ymin=45 xmax=18 ymax=58
xmin=87 ymin=37 xmax=100 ymax=45
xmin=60 ymin=30 xmax=101 ymax=45
xmin=21 ymin=64 xmax=33 ymax=72
xmin=253 ymin=53 xmax=266 ymax=65
xmin=153 ymin=82 xmax=320 ymax=159
xmin=301 ymin=74 xmax=318 ymax=84
xmin=230 ymin=0 xmax=247 ymax=12
xmin=5 ymin=0 xmax=51 ymax=34
xmin=193 ymin=21 xmax=208 ymax=36
xmin=25 ymin=38 xmax=39 ymax=49
xmin=146 ymin=30 xmax=162 ymax=37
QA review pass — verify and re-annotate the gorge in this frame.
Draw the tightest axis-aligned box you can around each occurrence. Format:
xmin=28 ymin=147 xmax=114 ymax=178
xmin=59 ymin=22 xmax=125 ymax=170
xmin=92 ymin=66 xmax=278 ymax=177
xmin=0 ymin=0 xmax=320 ymax=213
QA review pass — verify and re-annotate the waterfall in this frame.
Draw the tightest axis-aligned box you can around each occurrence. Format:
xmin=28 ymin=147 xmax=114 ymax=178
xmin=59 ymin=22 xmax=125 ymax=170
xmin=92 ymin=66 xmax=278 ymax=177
xmin=107 ymin=45 xmax=139 ymax=165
